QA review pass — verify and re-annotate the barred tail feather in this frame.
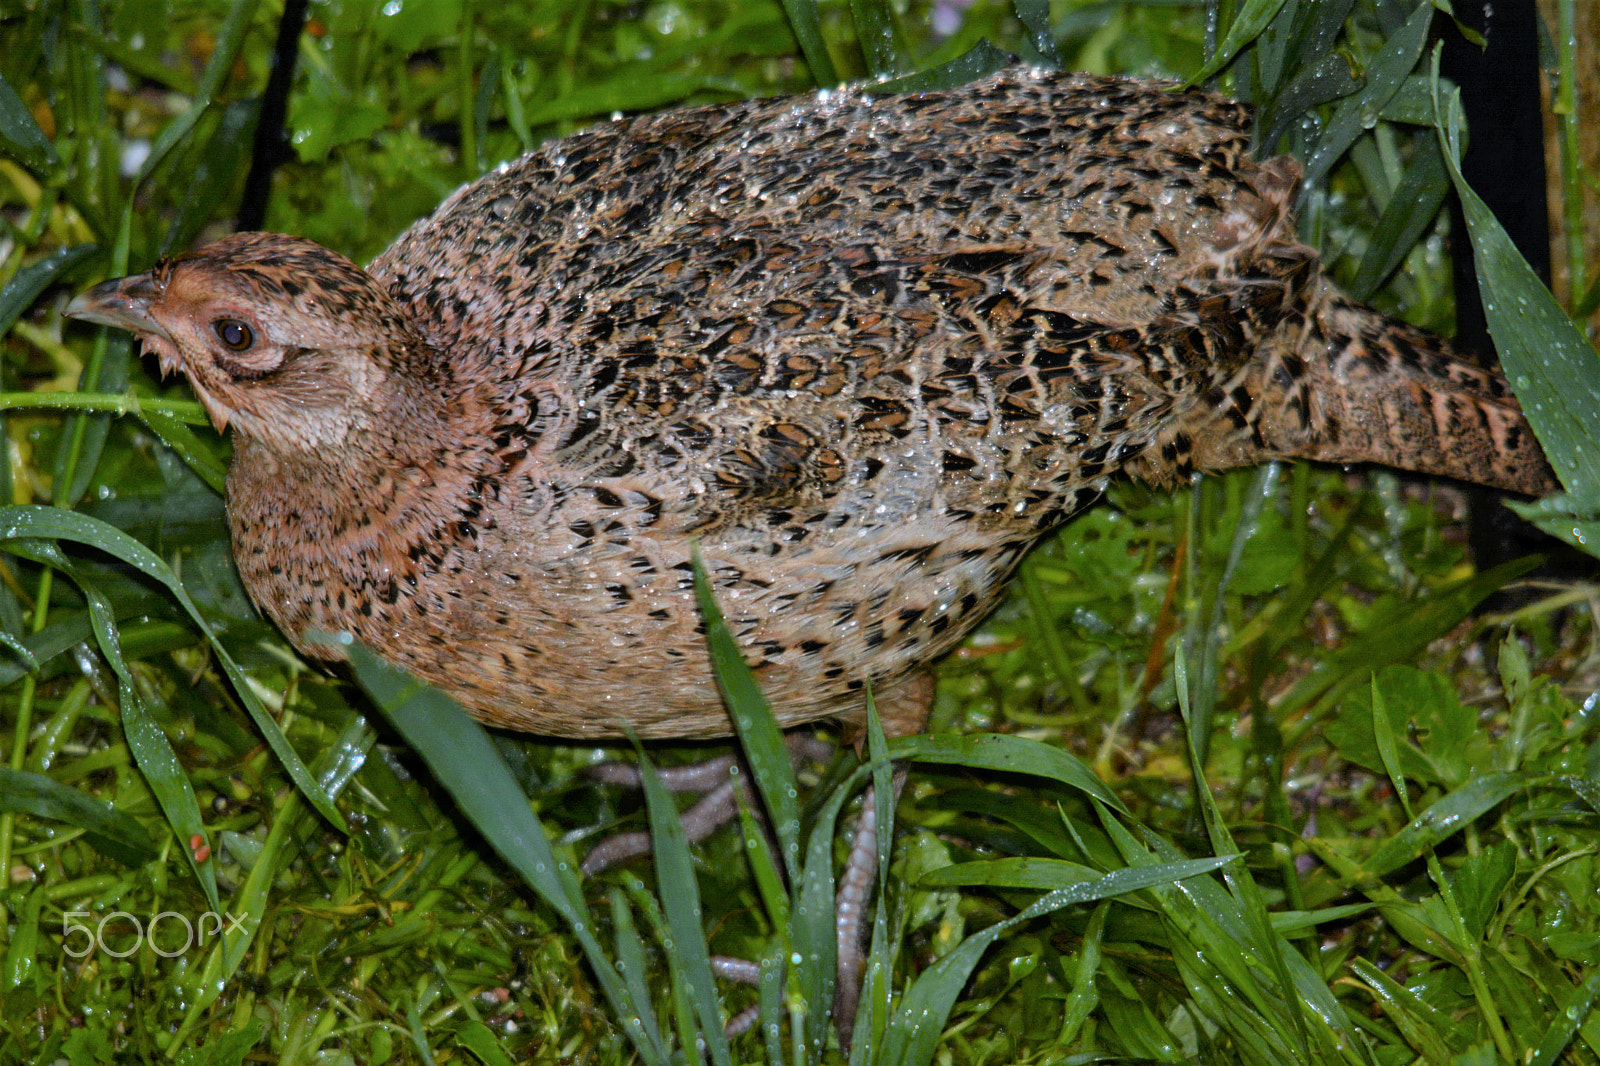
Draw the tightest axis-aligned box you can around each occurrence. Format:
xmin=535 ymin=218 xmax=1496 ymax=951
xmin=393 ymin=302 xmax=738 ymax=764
xmin=1197 ymin=289 xmax=1558 ymax=496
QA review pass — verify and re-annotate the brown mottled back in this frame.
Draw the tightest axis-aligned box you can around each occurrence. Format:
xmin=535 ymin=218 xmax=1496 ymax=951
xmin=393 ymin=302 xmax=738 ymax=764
xmin=67 ymin=69 xmax=1556 ymax=742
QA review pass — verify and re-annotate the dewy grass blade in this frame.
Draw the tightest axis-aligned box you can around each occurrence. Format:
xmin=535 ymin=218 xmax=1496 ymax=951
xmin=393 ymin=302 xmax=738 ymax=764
xmin=0 ymin=767 xmax=159 ymax=867
xmin=1347 ymin=955 xmax=1461 ymax=1063
xmin=0 ymin=245 xmax=94 ymax=336
xmin=1359 ymin=771 xmax=1532 ymax=879
xmin=1270 ymin=557 xmax=1541 ymax=720
xmin=0 ymin=615 xmax=91 ymax=689
xmin=128 ymin=0 xmax=261 ymax=194
xmin=1432 ymin=56 xmax=1600 ymax=547
xmin=1528 ymin=971 xmax=1600 ymax=1066
xmin=7 ymin=537 xmax=221 ymax=910
xmin=1011 ymin=0 xmax=1063 ymax=66
xmin=1187 ymin=0 xmax=1288 ymax=85
xmin=608 ymin=886 xmax=667 ymax=1049
xmin=1178 ymin=651 xmax=1318 ymax=1061
xmin=633 ymin=737 xmax=733 ymax=1066
xmin=0 ymin=506 xmax=344 ymax=830
xmin=0 ymin=391 xmax=207 ymax=424
xmin=849 ymin=0 xmax=905 ymax=78
xmin=799 ymin=767 xmax=865 ymax=1062
xmin=848 ymin=692 xmax=895 ymax=1061
xmin=1057 ymin=899 xmax=1106 ymax=1044
xmin=172 ymin=713 xmax=374 ymax=1049
xmin=454 ymin=1022 xmax=519 ymax=1066
xmin=892 ymin=732 xmax=1128 ymax=815
xmin=1350 ymin=137 xmax=1449 ymax=302
xmin=736 ymin=785 xmax=791 ymax=933
xmin=52 ymin=334 xmax=128 ymax=510
xmin=778 ymin=0 xmax=838 ymax=87
xmin=1296 ymin=0 xmax=1431 ymax=202
xmin=756 ymin=938 xmax=786 ymax=1066
xmin=692 ymin=551 xmax=802 ymax=883
xmin=868 ymin=41 xmax=1015 ymax=94
xmin=878 ymin=887 xmax=1081 ymax=1066
xmin=0 ymin=68 xmax=62 ymax=177
xmin=139 ymin=405 xmax=228 ymax=493
xmin=343 ymin=643 xmax=673 ymax=1064
xmin=1185 ymin=463 xmax=1278 ymax=772
xmin=919 ymin=854 xmax=1232 ymax=894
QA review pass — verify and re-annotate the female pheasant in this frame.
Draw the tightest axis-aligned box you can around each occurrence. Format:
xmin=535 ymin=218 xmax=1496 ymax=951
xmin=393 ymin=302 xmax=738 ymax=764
xmin=67 ymin=69 xmax=1554 ymax=746
xmin=67 ymin=67 xmax=1556 ymax=1034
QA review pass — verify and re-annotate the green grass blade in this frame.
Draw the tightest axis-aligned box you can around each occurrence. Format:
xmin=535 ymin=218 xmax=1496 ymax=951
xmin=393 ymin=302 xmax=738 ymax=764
xmin=1257 ymin=0 xmax=1355 ymax=101
xmin=1528 ymin=971 xmax=1600 ymax=1066
xmin=1432 ymin=58 xmax=1600 ymax=545
xmin=52 ymin=334 xmax=128 ymax=510
xmin=0 ymin=767 xmax=159 ymax=867
xmin=128 ymin=0 xmax=262 ymax=192
xmin=691 ymin=552 xmax=802 ymax=883
xmin=0 ymin=615 xmax=91 ymax=687
xmin=1188 ymin=0 xmax=1288 ymax=84
xmin=845 ymin=694 xmax=896 ymax=1059
xmin=634 ymin=739 xmax=733 ymax=1066
xmin=868 ymin=40 xmax=1015 ymax=94
xmin=920 ymin=854 xmax=1232 ymax=893
xmin=8 ymin=537 xmax=221 ymax=909
xmin=1349 ymin=136 xmax=1449 ymax=301
xmin=779 ymin=0 xmax=838 ymax=86
xmin=0 ymin=506 xmax=344 ymax=830
xmin=160 ymin=99 xmax=256 ymax=257
xmin=1273 ymin=557 xmax=1541 ymax=718
xmin=608 ymin=886 xmax=667 ymax=1046
xmin=849 ymin=0 xmax=905 ymax=78
xmin=757 ymin=938 xmax=787 ymax=1066
xmin=728 ymin=780 xmax=813 ymax=1054
xmin=1179 ymin=651 xmax=1324 ymax=1062
xmin=1360 ymin=771 xmax=1534 ymax=878
xmin=2 ymin=884 xmax=43 ymax=996
xmin=1347 ymin=955 xmax=1463 ymax=1061
xmin=878 ymin=888 xmax=1080 ymax=1066
xmin=0 ymin=68 xmax=62 ymax=176
xmin=1057 ymin=899 xmax=1107 ymax=1045
xmin=172 ymin=713 xmax=374 ymax=1048
xmin=799 ymin=767 xmax=865 ymax=1061
xmin=455 ymin=1021 xmax=518 ymax=1066
xmin=341 ymin=642 xmax=672 ymax=1064
xmin=1185 ymin=464 xmax=1278 ymax=772
xmin=1011 ymin=0 xmax=1063 ymax=66
xmin=892 ymin=732 xmax=1128 ymax=815
xmin=0 ymin=244 xmax=95 ymax=337
xmin=736 ymin=785 xmax=791 ymax=930
xmin=625 ymin=880 xmax=701 ymax=1062
xmin=139 ymin=407 xmax=227 ymax=495
xmin=1257 ymin=52 xmax=1361 ymax=151
xmin=1296 ymin=0 xmax=1432 ymax=199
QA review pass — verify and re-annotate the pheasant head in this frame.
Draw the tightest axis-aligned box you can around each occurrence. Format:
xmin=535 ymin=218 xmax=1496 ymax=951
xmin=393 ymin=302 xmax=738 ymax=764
xmin=65 ymin=232 xmax=435 ymax=456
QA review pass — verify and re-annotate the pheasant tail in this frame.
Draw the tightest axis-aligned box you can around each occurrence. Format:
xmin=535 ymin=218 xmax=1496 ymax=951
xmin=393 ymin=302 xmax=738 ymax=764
xmin=1187 ymin=285 xmax=1558 ymax=497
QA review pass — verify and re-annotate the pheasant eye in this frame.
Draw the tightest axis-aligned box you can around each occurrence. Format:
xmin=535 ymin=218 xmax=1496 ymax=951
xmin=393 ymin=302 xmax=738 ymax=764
xmin=214 ymin=319 xmax=254 ymax=351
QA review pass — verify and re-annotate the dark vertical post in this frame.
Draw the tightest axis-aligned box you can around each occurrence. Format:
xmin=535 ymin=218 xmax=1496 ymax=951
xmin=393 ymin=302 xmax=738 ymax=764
xmin=1438 ymin=0 xmax=1552 ymax=342
xmin=1437 ymin=1 xmax=1557 ymax=565
xmin=237 ymin=0 xmax=312 ymax=232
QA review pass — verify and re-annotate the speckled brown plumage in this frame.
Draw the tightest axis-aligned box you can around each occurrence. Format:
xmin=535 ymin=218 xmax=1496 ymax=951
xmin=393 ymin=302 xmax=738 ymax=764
xmin=67 ymin=68 xmax=1556 ymax=745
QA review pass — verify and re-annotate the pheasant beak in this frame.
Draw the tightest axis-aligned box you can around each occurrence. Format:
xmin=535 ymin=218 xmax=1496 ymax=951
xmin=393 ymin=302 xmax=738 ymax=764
xmin=65 ymin=274 xmax=174 ymax=346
